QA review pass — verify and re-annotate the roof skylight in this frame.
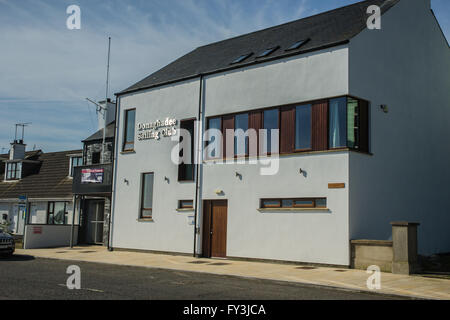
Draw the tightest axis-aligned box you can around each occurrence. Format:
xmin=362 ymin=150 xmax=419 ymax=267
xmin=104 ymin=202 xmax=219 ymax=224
xmin=256 ymin=46 xmax=279 ymax=58
xmin=285 ymin=39 xmax=309 ymax=51
xmin=230 ymin=53 xmax=253 ymax=65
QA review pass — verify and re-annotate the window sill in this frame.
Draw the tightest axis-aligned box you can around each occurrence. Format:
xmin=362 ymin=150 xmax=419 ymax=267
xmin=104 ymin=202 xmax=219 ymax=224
xmin=258 ymin=208 xmax=330 ymax=213
xmin=121 ymin=150 xmax=136 ymax=155
xmin=176 ymin=208 xmax=195 ymax=213
xmin=137 ymin=218 xmax=154 ymax=223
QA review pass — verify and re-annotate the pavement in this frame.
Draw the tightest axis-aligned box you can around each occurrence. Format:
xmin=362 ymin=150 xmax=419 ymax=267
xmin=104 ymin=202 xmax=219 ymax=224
xmin=14 ymin=246 xmax=450 ymax=300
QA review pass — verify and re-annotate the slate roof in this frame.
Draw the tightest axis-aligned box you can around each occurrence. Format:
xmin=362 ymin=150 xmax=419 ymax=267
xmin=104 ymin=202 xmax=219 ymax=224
xmin=119 ymin=0 xmax=400 ymax=95
xmin=83 ymin=121 xmax=116 ymax=143
xmin=0 ymin=150 xmax=82 ymax=200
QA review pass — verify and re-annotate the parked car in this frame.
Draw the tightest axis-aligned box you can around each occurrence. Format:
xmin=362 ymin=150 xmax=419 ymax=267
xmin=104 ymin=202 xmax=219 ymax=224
xmin=0 ymin=227 xmax=15 ymax=257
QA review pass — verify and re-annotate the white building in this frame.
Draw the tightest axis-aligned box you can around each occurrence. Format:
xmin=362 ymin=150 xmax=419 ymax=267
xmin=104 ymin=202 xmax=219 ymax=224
xmin=110 ymin=0 xmax=450 ymax=266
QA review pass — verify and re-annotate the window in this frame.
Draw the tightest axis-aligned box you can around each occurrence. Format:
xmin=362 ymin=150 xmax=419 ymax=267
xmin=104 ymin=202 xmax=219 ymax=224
xmin=234 ymin=113 xmax=249 ymax=157
xmin=123 ymin=109 xmax=136 ymax=151
xmin=140 ymin=173 xmax=154 ymax=219
xmin=178 ymin=200 xmax=194 ymax=210
xmin=295 ymin=104 xmax=312 ymax=151
xmin=207 ymin=117 xmax=222 ymax=159
xmin=261 ymin=198 xmax=327 ymax=209
xmin=256 ymin=46 xmax=279 ymax=58
xmin=329 ymin=97 xmax=369 ymax=151
xmin=231 ymin=53 xmax=253 ymax=64
xmin=47 ymin=202 xmax=69 ymax=225
xmin=329 ymin=97 xmax=347 ymax=149
xmin=204 ymin=95 xmax=369 ymax=159
xmin=5 ymin=162 xmax=21 ymax=180
xmin=286 ymin=39 xmax=309 ymax=51
xmin=178 ymin=119 xmax=195 ymax=181
xmin=262 ymin=109 xmax=279 ymax=154
xmin=91 ymin=152 xmax=101 ymax=164
xmin=70 ymin=156 xmax=83 ymax=177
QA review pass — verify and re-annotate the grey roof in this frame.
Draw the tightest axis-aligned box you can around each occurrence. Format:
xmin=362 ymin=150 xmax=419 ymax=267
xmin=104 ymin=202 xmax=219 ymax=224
xmin=83 ymin=121 xmax=116 ymax=143
xmin=0 ymin=150 xmax=82 ymax=199
xmin=119 ymin=0 xmax=400 ymax=95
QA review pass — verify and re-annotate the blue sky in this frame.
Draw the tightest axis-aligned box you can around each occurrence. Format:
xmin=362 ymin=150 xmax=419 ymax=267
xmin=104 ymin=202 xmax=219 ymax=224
xmin=0 ymin=0 xmax=448 ymax=153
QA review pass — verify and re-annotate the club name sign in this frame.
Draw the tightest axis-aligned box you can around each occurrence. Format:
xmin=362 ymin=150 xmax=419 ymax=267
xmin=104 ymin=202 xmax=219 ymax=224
xmin=137 ymin=117 xmax=178 ymax=141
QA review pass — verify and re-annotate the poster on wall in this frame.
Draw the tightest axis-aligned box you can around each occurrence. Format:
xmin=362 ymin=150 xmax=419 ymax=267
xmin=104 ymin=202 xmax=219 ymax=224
xmin=81 ymin=169 xmax=104 ymax=184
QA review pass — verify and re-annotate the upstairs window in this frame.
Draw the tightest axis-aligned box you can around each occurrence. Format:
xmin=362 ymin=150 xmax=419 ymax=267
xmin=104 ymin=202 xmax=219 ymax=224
xmin=206 ymin=117 xmax=222 ymax=159
xmin=92 ymin=152 xmax=101 ymax=165
xmin=5 ymin=162 xmax=21 ymax=180
xmin=295 ymin=104 xmax=312 ymax=151
xmin=234 ymin=113 xmax=249 ymax=157
xmin=329 ymin=97 xmax=369 ymax=151
xmin=123 ymin=109 xmax=136 ymax=151
xmin=329 ymin=97 xmax=347 ymax=149
xmin=262 ymin=109 xmax=279 ymax=155
xmin=178 ymin=119 xmax=195 ymax=181
xmin=70 ymin=156 xmax=83 ymax=177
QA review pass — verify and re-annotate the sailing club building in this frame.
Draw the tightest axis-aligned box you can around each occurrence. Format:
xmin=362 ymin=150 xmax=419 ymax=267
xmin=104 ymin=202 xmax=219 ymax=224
xmin=109 ymin=0 xmax=450 ymax=266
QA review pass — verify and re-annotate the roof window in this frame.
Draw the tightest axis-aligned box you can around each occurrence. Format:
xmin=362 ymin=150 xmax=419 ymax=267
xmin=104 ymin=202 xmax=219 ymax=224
xmin=256 ymin=46 xmax=279 ymax=58
xmin=230 ymin=53 xmax=253 ymax=65
xmin=285 ymin=39 xmax=309 ymax=51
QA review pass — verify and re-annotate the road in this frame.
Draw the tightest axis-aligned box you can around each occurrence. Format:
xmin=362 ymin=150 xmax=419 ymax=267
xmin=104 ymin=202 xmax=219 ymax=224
xmin=0 ymin=254 xmax=403 ymax=300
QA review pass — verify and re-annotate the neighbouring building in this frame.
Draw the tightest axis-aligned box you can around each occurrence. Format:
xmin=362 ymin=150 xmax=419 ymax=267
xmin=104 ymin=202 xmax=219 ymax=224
xmin=0 ymin=139 xmax=82 ymax=248
xmin=109 ymin=0 xmax=450 ymax=266
xmin=72 ymin=99 xmax=116 ymax=247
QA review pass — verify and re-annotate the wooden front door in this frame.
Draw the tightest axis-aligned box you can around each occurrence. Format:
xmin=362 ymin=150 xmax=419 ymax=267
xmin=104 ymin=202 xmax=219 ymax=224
xmin=202 ymin=200 xmax=228 ymax=258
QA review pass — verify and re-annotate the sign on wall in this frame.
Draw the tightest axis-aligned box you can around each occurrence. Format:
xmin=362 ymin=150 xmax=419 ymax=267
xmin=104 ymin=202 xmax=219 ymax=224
xmin=81 ymin=169 xmax=104 ymax=184
xmin=137 ymin=118 xmax=177 ymax=141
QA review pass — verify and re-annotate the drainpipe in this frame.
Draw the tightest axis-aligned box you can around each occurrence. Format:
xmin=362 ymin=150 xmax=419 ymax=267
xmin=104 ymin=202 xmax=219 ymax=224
xmin=70 ymin=195 xmax=76 ymax=248
xmin=108 ymin=97 xmax=120 ymax=252
xmin=193 ymin=75 xmax=204 ymax=258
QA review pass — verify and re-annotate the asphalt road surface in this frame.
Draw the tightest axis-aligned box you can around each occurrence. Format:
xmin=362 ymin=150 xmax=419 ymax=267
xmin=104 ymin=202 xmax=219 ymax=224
xmin=0 ymin=254 xmax=404 ymax=300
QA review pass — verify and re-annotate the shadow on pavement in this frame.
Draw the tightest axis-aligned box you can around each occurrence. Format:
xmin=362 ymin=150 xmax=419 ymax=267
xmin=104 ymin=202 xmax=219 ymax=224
xmin=0 ymin=254 xmax=35 ymax=262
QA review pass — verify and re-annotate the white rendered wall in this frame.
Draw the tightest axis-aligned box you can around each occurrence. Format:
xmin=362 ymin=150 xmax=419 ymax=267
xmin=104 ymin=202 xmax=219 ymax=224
xmin=112 ymin=79 xmax=200 ymax=254
xmin=112 ymin=47 xmax=351 ymax=265
xmin=201 ymin=153 xmax=350 ymax=265
xmin=348 ymin=0 xmax=450 ymax=255
xmin=204 ymin=46 xmax=349 ymax=116
xmin=24 ymin=225 xmax=79 ymax=249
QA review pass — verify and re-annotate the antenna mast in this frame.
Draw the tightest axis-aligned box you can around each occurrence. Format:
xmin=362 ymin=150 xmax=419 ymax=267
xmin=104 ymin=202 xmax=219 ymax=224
xmin=15 ymin=122 xmax=32 ymax=142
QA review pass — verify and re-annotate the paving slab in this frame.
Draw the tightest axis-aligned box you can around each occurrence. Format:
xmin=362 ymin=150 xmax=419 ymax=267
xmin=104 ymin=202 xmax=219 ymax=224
xmin=15 ymin=246 xmax=450 ymax=300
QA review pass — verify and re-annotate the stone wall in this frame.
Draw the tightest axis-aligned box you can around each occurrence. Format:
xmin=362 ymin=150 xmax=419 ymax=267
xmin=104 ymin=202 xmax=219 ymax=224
xmin=351 ymin=240 xmax=393 ymax=273
xmin=85 ymin=140 xmax=114 ymax=165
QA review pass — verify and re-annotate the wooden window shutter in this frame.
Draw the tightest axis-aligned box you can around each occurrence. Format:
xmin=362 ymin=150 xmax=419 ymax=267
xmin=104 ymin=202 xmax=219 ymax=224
xmin=280 ymin=107 xmax=295 ymax=154
xmin=312 ymin=100 xmax=328 ymax=151
xmin=222 ymin=115 xmax=235 ymax=159
xmin=249 ymin=111 xmax=262 ymax=156
xmin=359 ymin=100 xmax=369 ymax=153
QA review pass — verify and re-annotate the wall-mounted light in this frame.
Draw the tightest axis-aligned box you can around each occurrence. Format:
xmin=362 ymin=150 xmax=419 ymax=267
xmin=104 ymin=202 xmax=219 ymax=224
xmin=123 ymin=178 xmax=129 ymax=185
xmin=164 ymin=176 xmax=170 ymax=183
xmin=235 ymin=172 xmax=242 ymax=180
xmin=299 ymin=168 xmax=307 ymax=178
xmin=380 ymin=104 xmax=389 ymax=113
